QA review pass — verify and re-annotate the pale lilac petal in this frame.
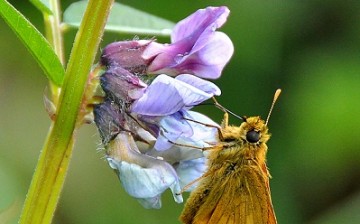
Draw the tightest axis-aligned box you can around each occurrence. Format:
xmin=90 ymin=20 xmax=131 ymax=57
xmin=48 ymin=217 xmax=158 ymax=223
xmin=143 ymin=42 xmax=188 ymax=75
xmin=176 ymin=74 xmax=221 ymax=95
xmin=153 ymin=112 xmax=193 ymax=151
xmin=176 ymin=157 xmax=207 ymax=191
xmin=106 ymin=159 xmax=168 ymax=199
xmin=149 ymin=111 xmax=219 ymax=155
xmin=137 ymin=197 xmax=161 ymax=209
xmin=107 ymin=159 xmax=182 ymax=208
xmin=132 ymin=114 xmax=162 ymax=138
xmin=171 ymin=6 xmax=230 ymax=43
xmin=143 ymin=6 xmax=233 ymax=78
xmin=153 ymin=134 xmax=174 ymax=152
xmin=174 ymin=32 xmax=234 ymax=79
xmin=147 ymin=145 xmax=204 ymax=165
xmin=160 ymin=112 xmax=193 ymax=137
xmin=131 ymin=78 xmax=184 ymax=116
xmin=142 ymin=42 xmax=168 ymax=61
xmin=193 ymin=32 xmax=234 ymax=72
xmin=183 ymin=111 xmax=220 ymax=142
xmin=144 ymin=32 xmax=233 ymax=78
xmin=164 ymin=110 xmax=219 ymax=147
xmin=131 ymin=75 xmax=216 ymax=116
xmin=107 ymin=133 xmax=183 ymax=208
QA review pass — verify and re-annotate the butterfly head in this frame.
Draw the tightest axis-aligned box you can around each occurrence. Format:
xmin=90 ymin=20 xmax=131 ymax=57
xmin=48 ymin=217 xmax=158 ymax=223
xmin=240 ymin=116 xmax=270 ymax=145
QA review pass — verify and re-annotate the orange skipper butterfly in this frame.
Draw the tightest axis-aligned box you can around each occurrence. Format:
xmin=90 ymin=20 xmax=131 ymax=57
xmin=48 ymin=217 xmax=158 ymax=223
xmin=180 ymin=89 xmax=281 ymax=224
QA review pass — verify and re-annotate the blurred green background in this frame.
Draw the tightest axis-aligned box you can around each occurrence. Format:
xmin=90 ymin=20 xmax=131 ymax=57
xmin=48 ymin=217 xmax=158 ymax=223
xmin=1 ymin=0 xmax=360 ymax=223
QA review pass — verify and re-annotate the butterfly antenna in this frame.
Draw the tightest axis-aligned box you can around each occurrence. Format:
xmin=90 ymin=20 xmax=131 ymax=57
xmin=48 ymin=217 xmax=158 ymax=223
xmin=265 ymin=89 xmax=281 ymax=126
xmin=212 ymin=97 xmax=244 ymax=121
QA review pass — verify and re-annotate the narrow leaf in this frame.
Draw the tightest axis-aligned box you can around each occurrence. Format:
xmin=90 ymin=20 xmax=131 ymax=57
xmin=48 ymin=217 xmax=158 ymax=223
xmin=29 ymin=0 xmax=53 ymax=15
xmin=0 ymin=0 xmax=64 ymax=86
xmin=63 ymin=1 xmax=175 ymax=36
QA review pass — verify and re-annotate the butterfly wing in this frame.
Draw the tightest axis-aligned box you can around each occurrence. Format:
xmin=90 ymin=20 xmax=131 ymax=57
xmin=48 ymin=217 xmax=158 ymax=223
xmin=227 ymin=165 xmax=277 ymax=224
xmin=180 ymin=164 xmax=277 ymax=224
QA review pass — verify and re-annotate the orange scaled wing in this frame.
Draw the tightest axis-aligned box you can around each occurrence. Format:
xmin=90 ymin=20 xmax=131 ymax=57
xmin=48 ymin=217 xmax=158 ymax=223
xmin=181 ymin=164 xmax=277 ymax=224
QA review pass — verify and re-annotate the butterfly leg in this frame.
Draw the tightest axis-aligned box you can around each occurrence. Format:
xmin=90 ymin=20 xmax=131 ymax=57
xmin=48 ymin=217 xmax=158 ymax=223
xmin=212 ymin=97 xmax=230 ymax=129
xmin=166 ymin=139 xmax=224 ymax=151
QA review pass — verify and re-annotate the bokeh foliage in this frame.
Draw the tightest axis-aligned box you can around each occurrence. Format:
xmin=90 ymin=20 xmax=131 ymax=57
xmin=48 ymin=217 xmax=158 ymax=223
xmin=1 ymin=0 xmax=360 ymax=223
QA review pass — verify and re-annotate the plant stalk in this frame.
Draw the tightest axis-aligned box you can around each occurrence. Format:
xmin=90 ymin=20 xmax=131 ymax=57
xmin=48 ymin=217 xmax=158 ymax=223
xmin=19 ymin=1 xmax=114 ymax=223
xmin=43 ymin=0 xmax=65 ymax=104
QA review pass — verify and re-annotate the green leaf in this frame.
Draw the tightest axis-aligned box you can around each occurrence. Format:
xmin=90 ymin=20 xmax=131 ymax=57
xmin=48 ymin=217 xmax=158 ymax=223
xmin=0 ymin=0 xmax=64 ymax=86
xmin=63 ymin=1 xmax=175 ymax=36
xmin=29 ymin=0 xmax=53 ymax=15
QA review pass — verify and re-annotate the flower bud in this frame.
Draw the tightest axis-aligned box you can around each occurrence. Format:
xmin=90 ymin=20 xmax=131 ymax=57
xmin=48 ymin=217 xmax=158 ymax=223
xmin=100 ymin=66 xmax=147 ymax=103
xmin=101 ymin=40 xmax=153 ymax=75
xmin=93 ymin=100 xmax=125 ymax=145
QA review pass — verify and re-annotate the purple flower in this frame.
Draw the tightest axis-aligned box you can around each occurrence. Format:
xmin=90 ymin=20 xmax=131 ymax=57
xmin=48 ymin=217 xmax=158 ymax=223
xmin=130 ymin=74 xmax=220 ymax=152
xmin=102 ymin=110 xmax=219 ymax=208
xmin=142 ymin=6 xmax=234 ymax=79
xmin=94 ymin=87 xmax=219 ymax=208
xmin=142 ymin=111 xmax=219 ymax=191
xmin=95 ymin=72 xmax=221 ymax=149
xmin=95 ymin=62 xmax=222 ymax=209
xmin=93 ymin=6 xmax=234 ymax=209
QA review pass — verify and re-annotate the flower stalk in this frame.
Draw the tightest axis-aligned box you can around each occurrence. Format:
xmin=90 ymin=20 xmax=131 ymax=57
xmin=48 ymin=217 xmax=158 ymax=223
xmin=43 ymin=0 xmax=65 ymax=104
xmin=19 ymin=1 xmax=114 ymax=223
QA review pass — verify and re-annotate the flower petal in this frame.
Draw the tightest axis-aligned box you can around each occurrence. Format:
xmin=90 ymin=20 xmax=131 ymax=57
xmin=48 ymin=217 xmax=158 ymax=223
xmin=137 ymin=197 xmax=162 ymax=209
xmin=131 ymin=75 xmax=216 ymax=116
xmin=185 ymin=32 xmax=234 ymax=79
xmin=171 ymin=6 xmax=230 ymax=43
xmin=149 ymin=111 xmax=219 ymax=154
xmin=107 ymin=158 xmax=182 ymax=208
xmin=143 ymin=6 xmax=233 ymax=78
xmin=176 ymin=157 xmax=207 ymax=191
xmin=153 ymin=111 xmax=193 ymax=151
xmin=176 ymin=74 xmax=221 ymax=95
xmin=107 ymin=132 xmax=183 ymax=208
xmin=160 ymin=110 xmax=219 ymax=151
xmin=168 ymin=31 xmax=233 ymax=79
xmin=141 ymin=42 xmax=167 ymax=61
xmin=143 ymin=42 xmax=189 ymax=76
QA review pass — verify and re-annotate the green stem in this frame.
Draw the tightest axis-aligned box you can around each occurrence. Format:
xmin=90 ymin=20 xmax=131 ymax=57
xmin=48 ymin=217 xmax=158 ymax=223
xmin=19 ymin=1 xmax=114 ymax=223
xmin=43 ymin=0 xmax=64 ymax=104
xmin=44 ymin=0 xmax=65 ymax=64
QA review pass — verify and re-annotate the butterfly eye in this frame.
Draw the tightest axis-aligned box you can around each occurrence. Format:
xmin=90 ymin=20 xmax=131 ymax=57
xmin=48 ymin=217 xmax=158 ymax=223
xmin=246 ymin=130 xmax=260 ymax=143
